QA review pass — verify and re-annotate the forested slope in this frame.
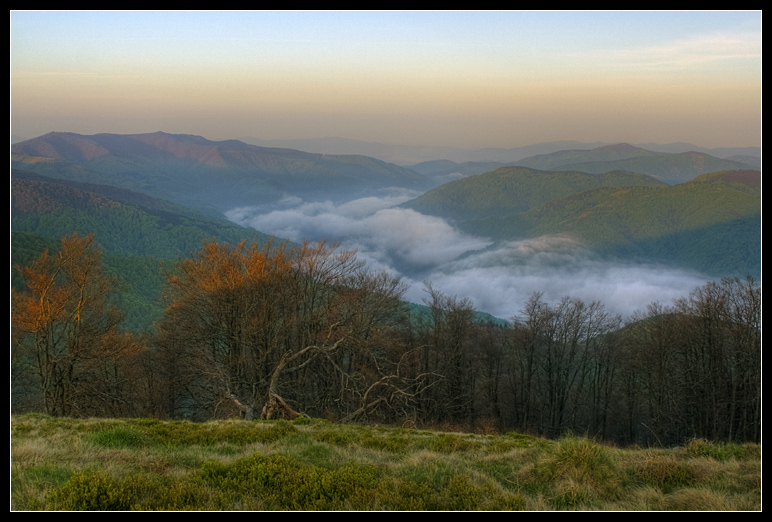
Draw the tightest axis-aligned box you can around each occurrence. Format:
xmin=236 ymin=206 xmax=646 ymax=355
xmin=11 ymin=170 xmax=282 ymax=332
xmin=401 ymin=168 xmax=761 ymax=278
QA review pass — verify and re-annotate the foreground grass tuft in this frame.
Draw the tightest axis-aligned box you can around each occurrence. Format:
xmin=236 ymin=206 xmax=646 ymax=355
xmin=11 ymin=415 xmax=760 ymax=511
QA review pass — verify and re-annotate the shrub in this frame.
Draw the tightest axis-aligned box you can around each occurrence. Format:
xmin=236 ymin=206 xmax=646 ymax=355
xmin=503 ymin=431 xmax=549 ymax=448
xmin=446 ymin=475 xmax=483 ymax=510
xmin=361 ymin=432 xmax=412 ymax=454
xmin=530 ymin=436 xmax=620 ymax=508
xmin=547 ymin=436 xmax=616 ymax=482
xmin=48 ymin=470 xmax=133 ymax=511
xmin=313 ymin=428 xmax=359 ymax=447
xmin=197 ymin=453 xmax=381 ymax=510
xmin=292 ymin=415 xmax=312 ymax=425
xmin=135 ymin=478 xmax=230 ymax=510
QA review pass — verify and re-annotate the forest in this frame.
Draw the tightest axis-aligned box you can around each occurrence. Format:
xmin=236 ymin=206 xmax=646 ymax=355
xmin=11 ymin=232 xmax=761 ymax=448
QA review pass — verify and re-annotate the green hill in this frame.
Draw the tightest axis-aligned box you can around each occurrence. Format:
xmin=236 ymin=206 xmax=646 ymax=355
xmin=401 ymin=167 xmax=760 ymax=278
xmin=400 ymin=166 xmax=667 ymax=223
xmin=513 ymin=143 xmax=656 ymax=170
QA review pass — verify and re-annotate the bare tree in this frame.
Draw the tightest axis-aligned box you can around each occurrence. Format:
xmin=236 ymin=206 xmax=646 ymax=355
xmin=509 ymin=293 xmax=620 ymax=438
xmin=674 ymin=276 xmax=761 ymax=442
xmin=418 ymin=282 xmax=477 ymax=425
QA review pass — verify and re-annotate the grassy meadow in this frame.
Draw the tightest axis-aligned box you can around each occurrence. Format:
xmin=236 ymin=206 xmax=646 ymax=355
xmin=11 ymin=414 xmax=761 ymax=511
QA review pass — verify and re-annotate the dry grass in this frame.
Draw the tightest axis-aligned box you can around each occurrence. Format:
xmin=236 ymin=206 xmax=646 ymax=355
xmin=11 ymin=414 xmax=761 ymax=511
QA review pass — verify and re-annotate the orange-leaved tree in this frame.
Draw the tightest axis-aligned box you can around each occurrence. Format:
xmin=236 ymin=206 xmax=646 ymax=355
xmin=11 ymin=233 xmax=131 ymax=416
xmin=155 ymin=237 xmax=418 ymax=422
xmin=156 ymin=238 xmax=354 ymax=419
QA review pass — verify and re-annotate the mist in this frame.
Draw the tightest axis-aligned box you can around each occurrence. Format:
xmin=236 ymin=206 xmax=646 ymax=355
xmin=225 ymin=191 xmax=710 ymax=322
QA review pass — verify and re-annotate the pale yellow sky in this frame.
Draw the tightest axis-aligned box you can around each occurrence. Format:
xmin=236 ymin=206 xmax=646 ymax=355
xmin=11 ymin=11 xmax=762 ymax=148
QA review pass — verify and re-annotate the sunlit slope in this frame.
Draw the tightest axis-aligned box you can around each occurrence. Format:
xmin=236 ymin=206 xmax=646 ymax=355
xmin=402 ymin=168 xmax=760 ymax=277
xmin=400 ymin=166 xmax=667 ymax=223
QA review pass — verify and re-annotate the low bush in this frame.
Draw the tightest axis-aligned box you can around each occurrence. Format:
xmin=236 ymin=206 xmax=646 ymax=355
xmin=197 ymin=453 xmax=381 ymax=510
xmin=47 ymin=470 xmax=134 ymax=511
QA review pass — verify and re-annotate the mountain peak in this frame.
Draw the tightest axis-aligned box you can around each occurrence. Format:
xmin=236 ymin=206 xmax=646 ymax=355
xmin=597 ymin=143 xmax=642 ymax=153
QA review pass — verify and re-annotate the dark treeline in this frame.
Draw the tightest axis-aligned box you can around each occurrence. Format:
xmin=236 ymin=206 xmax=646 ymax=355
xmin=11 ymin=233 xmax=760 ymax=447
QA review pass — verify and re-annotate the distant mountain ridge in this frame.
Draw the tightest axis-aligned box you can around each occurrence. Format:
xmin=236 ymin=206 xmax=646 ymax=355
xmin=401 ymin=143 xmax=758 ymax=185
xmin=10 ymin=131 xmax=761 ymax=328
xmin=12 ymin=131 xmax=435 ymax=215
xmin=510 ymin=143 xmax=756 ymax=184
xmin=239 ymin=135 xmax=760 ymax=166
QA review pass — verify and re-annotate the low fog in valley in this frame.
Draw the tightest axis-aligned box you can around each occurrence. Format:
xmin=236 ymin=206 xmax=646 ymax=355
xmin=225 ymin=190 xmax=710 ymax=322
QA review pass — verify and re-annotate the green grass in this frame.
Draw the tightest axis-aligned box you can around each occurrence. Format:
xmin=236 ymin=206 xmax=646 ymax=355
xmin=11 ymin=414 xmax=760 ymax=511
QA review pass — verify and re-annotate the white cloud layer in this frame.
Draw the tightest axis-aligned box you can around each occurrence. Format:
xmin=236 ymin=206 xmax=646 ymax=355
xmin=226 ymin=193 xmax=710 ymax=322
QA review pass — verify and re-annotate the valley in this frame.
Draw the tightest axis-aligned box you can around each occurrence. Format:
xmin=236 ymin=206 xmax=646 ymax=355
xmin=11 ymin=132 xmax=760 ymax=323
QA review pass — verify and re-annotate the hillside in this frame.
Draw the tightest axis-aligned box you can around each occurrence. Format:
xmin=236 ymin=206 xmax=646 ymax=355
xmin=11 ymin=132 xmax=436 ymax=215
xmin=11 ymin=170 xmax=289 ymax=332
xmin=11 ymin=170 xmax=277 ymax=259
xmin=11 ymin=169 xmax=511 ymax=332
xmin=401 ymin=167 xmax=760 ymax=278
xmin=684 ymin=168 xmax=761 ymax=192
xmin=512 ymin=143 xmax=756 ymax=184
xmin=400 ymin=166 xmax=668 ymax=223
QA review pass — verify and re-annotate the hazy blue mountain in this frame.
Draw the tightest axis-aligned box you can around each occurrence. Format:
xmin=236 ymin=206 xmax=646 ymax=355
xmin=725 ymin=155 xmax=761 ymax=169
xmin=511 ymin=143 xmax=756 ymax=184
xmin=239 ymin=136 xmax=760 ymax=166
xmin=239 ymin=136 xmax=612 ymax=165
xmin=634 ymin=142 xmax=761 ymax=158
xmin=405 ymin=160 xmax=506 ymax=183
xmin=11 ymin=131 xmax=436 ymax=215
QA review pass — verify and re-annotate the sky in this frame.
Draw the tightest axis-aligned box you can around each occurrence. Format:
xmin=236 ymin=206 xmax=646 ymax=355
xmin=10 ymin=10 xmax=762 ymax=149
